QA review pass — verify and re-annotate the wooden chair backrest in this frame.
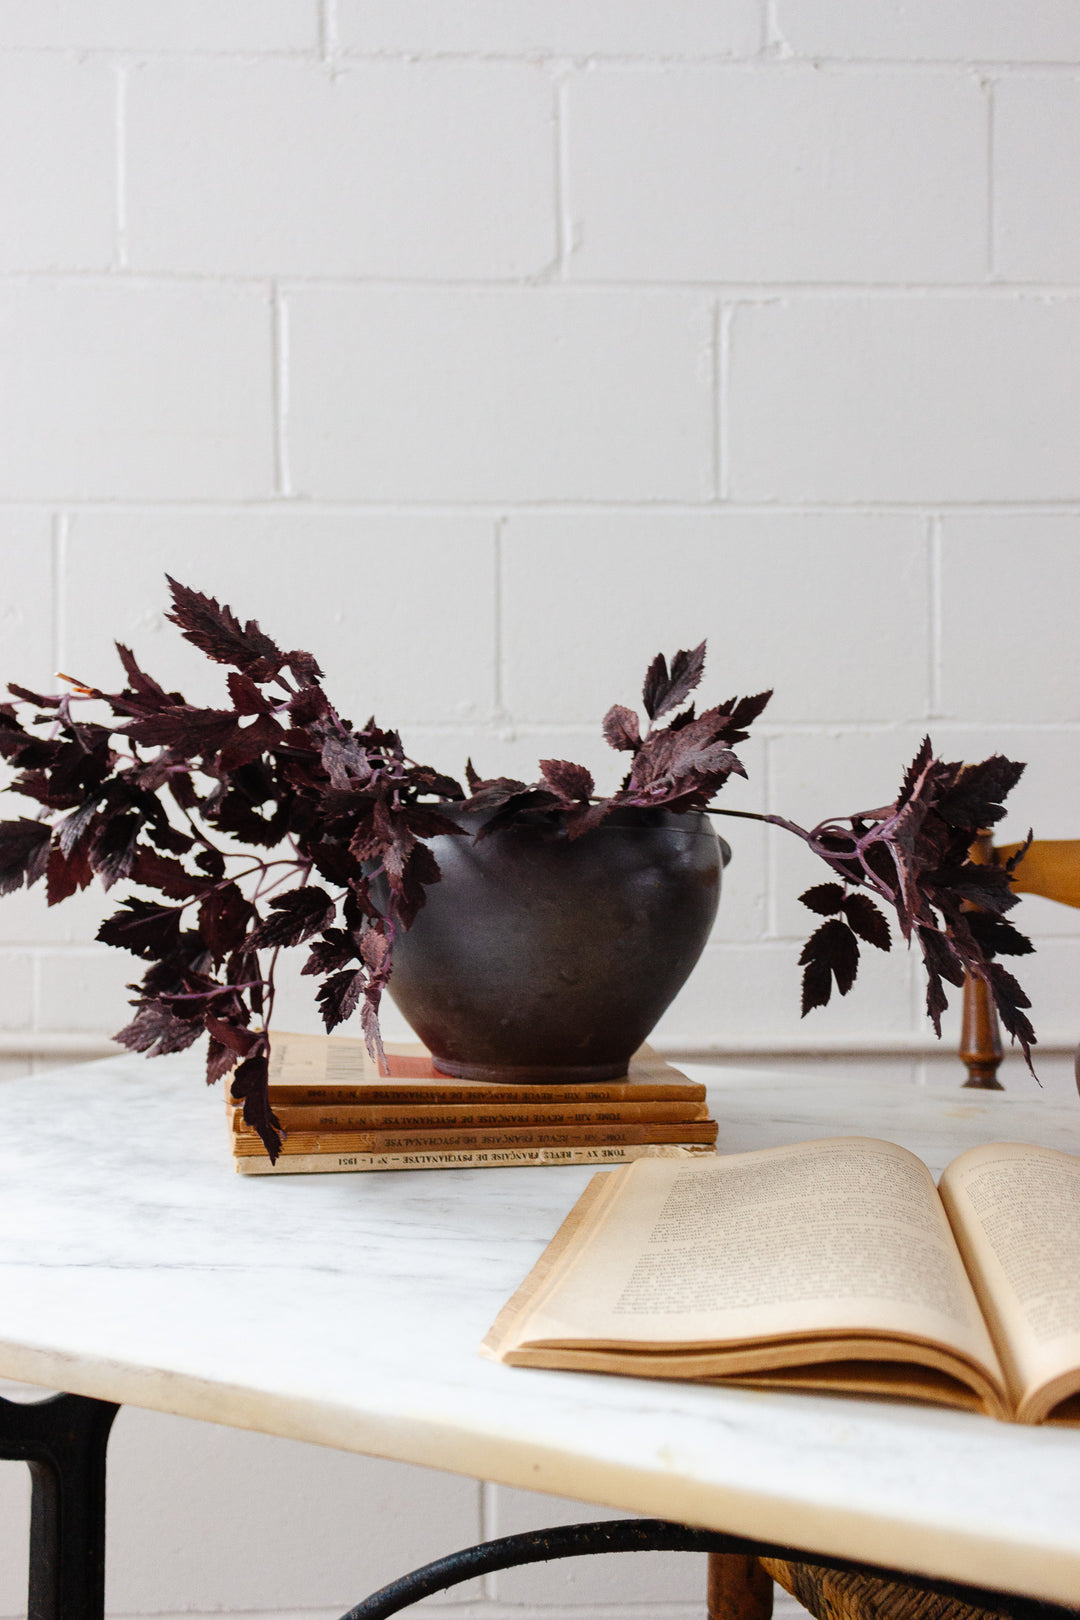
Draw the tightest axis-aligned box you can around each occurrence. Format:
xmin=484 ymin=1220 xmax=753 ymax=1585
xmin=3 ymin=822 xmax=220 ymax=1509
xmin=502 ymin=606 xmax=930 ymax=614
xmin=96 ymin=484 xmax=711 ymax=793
xmin=996 ymin=839 xmax=1080 ymax=910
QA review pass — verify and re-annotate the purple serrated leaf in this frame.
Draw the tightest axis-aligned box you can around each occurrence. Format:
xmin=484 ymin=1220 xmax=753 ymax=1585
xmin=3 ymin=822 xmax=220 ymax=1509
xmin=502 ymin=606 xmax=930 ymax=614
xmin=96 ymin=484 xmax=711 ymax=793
xmin=842 ymin=891 xmax=891 ymax=951
xmin=539 ymin=759 xmax=594 ymax=802
xmin=230 ymin=1050 xmax=281 ymax=1160
xmin=799 ymin=883 xmax=846 ymax=916
xmin=165 ymin=577 xmax=285 ymax=679
xmin=317 ymin=967 xmax=365 ymax=1031
xmin=248 ymin=887 xmax=336 ymax=950
xmin=602 ymin=705 xmax=641 ymax=752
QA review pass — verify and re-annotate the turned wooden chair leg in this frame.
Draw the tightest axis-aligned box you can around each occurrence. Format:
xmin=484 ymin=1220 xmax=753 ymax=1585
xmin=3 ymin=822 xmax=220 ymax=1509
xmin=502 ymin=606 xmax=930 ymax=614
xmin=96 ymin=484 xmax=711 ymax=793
xmin=707 ymin=1552 xmax=774 ymax=1620
xmin=959 ymin=831 xmax=1004 ymax=1090
xmin=960 ymin=969 xmax=1004 ymax=1090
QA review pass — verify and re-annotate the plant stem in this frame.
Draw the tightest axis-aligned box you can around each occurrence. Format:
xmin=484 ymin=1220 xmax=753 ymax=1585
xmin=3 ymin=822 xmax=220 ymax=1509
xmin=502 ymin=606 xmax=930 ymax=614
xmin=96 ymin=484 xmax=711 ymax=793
xmin=164 ymin=981 xmax=267 ymax=1002
xmin=701 ymin=804 xmax=808 ymax=838
xmin=258 ymin=863 xmax=311 ymax=1046
xmin=175 ymin=799 xmax=228 ymax=858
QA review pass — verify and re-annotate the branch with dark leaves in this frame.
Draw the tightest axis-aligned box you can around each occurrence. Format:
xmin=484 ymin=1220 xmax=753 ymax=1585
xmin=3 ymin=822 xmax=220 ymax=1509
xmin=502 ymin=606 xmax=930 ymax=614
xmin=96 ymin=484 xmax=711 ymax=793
xmin=0 ymin=579 xmax=464 ymax=1161
xmin=453 ymin=651 xmax=1036 ymax=1073
xmin=790 ymin=741 xmax=1036 ymax=1070
xmin=456 ymin=641 xmax=772 ymax=837
xmin=0 ymin=596 xmax=1040 ymax=1169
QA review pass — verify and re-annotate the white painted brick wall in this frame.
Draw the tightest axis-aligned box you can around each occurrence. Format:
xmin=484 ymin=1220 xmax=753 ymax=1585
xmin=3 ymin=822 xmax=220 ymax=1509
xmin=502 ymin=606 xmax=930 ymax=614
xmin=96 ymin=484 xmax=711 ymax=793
xmin=125 ymin=60 xmax=557 ymax=278
xmin=1 ymin=2 xmax=1078 ymax=1615
xmin=993 ymin=76 xmax=1080 ymax=280
xmin=336 ymin=1 xmax=764 ymax=61
xmin=0 ymin=2 xmax=319 ymax=53
xmin=564 ymin=68 xmax=988 ymax=282
xmin=771 ymin=2 xmax=1080 ymax=64
xmin=0 ymin=55 xmax=116 ymax=270
xmin=498 ymin=513 xmax=930 ymax=723
xmin=937 ymin=515 xmax=1080 ymax=721
xmin=61 ymin=510 xmax=499 ymax=722
xmin=727 ymin=297 xmax=1080 ymax=502
xmin=0 ymin=281 xmax=275 ymax=499
xmin=284 ymin=287 xmax=715 ymax=500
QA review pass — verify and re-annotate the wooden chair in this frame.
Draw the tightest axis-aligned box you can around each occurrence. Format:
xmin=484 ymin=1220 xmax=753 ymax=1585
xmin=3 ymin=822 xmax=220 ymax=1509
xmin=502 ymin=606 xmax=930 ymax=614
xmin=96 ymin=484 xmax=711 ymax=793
xmin=701 ymin=840 xmax=1080 ymax=1620
xmin=960 ymin=837 xmax=1080 ymax=1088
xmin=707 ymin=1551 xmax=1024 ymax=1620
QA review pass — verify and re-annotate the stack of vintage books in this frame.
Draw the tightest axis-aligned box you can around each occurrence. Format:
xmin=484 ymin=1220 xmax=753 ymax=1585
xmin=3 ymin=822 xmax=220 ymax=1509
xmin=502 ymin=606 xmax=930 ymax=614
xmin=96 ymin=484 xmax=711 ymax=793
xmin=230 ymin=1030 xmax=718 ymax=1175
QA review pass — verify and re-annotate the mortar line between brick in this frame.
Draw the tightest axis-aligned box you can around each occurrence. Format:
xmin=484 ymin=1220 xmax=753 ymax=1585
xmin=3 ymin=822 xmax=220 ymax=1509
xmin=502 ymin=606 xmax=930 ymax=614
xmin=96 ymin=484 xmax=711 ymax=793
xmin=51 ymin=511 xmax=68 ymax=679
xmin=762 ymin=734 xmax=779 ymax=938
xmin=7 ymin=498 xmax=1080 ymax=515
xmin=10 ymin=270 xmax=1080 ymax=295
xmin=52 ymin=717 xmax=1054 ymax=738
xmin=29 ymin=950 xmax=42 ymax=1035
xmin=252 ymin=51 xmax=1074 ymax=73
xmin=10 ymin=45 xmax=1072 ymax=69
xmin=319 ymin=0 xmax=340 ymax=63
xmin=714 ymin=302 xmax=732 ymax=499
xmin=272 ymin=285 xmax=291 ymax=496
xmin=764 ymin=0 xmax=784 ymax=56
xmin=928 ymin=515 xmax=943 ymax=718
xmin=113 ymin=63 xmax=128 ymax=270
xmin=493 ymin=519 xmax=505 ymax=716
xmin=554 ymin=71 xmax=571 ymax=279
xmin=986 ymin=76 xmax=997 ymax=277
xmin=908 ymin=939 xmax=925 ymax=1042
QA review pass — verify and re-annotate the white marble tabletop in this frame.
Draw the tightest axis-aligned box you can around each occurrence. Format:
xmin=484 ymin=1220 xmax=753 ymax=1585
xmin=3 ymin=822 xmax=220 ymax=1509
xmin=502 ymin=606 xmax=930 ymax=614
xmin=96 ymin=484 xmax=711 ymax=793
xmin=2 ymin=1053 xmax=1080 ymax=1606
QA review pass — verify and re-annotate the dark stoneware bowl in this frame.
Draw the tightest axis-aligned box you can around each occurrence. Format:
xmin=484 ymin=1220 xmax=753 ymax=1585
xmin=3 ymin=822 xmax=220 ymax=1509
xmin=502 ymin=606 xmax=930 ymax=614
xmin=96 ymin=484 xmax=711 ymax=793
xmin=382 ymin=805 xmax=729 ymax=1084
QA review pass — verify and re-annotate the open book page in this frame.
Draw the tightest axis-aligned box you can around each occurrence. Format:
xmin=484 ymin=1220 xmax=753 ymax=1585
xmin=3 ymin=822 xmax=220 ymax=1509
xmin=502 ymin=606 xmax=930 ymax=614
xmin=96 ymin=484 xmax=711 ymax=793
xmin=940 ymin=1143 xmax=1080 ymax=1423
xmin=484 ymin=1138 xmax=1006 ymax=1409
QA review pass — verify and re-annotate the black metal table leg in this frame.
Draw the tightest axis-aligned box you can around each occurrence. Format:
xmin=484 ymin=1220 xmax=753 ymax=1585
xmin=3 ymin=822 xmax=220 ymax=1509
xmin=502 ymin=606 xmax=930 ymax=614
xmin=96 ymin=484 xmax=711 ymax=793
xmin=0 ymin=1400 xmax=1075 ymax=1620
xmin=338 ymin=1520 xmax=1080 ymax=1620
xmin=0 ymin=1390 xmax=118 ymax=1620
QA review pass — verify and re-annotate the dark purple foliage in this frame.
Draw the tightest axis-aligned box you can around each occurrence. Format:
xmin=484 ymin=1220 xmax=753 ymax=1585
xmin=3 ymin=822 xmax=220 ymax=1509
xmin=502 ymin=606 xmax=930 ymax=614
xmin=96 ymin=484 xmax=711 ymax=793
xmin=0 ymin=585 xmax=1038 ymax=1158
xmin=0 ymin=580 xmax=466 ymax=1158
xmin=790 ymin=741 xmax=1035 ymax=1069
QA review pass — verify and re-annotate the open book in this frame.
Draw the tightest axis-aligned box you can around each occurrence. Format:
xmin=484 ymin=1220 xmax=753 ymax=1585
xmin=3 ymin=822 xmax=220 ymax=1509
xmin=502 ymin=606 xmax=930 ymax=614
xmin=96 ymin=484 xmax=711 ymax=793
xmin=482 ymin=1137 xmax=1080 ymax=1423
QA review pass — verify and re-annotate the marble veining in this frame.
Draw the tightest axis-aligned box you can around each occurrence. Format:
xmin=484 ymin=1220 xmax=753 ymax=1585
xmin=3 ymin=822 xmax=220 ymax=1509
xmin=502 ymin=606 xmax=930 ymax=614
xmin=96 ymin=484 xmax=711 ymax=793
xmin=2 ymin=1054 xmax=1080 ymax=1604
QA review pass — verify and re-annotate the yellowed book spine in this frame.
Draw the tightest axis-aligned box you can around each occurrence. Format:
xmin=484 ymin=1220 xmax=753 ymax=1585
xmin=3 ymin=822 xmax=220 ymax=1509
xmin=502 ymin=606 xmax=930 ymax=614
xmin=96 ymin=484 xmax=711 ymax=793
xmin=263 ymin=1081 xmax=707 ymax=1104
xmin=232 ymin=1121 xmax=720 ymax=1154
xmin=234 ymin=1100 xmax=708 ymax=1130
xmin=235 ymin=1143 xmax=719 ymax=1176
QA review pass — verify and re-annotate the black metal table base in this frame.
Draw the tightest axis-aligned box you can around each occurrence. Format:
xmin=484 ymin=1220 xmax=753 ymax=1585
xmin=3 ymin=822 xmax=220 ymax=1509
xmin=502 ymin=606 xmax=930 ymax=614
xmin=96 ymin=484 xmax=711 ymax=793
xmin=339 ymin=1518 xmax=1080 ymax=1620
xmin=0 ymin=1390 xmax=118 ymax=1620
xmin=1 ymin=1393 xmax=1077 ymax=1620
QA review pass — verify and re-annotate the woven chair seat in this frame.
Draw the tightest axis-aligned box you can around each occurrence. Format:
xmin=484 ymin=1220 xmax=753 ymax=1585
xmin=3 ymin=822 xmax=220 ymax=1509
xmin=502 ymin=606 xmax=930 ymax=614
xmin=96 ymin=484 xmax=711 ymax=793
xmin=763 ymin=1559 xmax=1011 ymax=1620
